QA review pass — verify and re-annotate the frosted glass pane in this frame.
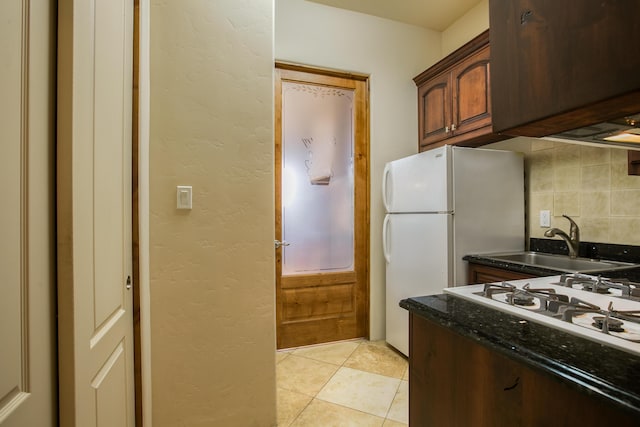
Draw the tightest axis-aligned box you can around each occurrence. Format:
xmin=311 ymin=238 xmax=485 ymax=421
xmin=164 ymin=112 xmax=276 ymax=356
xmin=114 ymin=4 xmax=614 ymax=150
xmin=281 ymin=82 xmax=354 ymax=275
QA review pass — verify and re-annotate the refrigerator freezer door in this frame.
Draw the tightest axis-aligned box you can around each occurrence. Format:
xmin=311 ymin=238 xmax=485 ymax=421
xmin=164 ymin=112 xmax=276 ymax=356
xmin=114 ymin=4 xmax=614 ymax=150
xmin=384 ymin=213 xmax=452 ymax=356
xmin=382 ymin=146 xmax=451 ymax=213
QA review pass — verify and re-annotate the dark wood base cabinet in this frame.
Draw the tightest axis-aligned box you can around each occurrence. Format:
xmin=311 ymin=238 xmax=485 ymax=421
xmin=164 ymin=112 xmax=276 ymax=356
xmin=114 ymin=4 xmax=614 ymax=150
xmin=467 ymin=262 xmax=535 ymax=284
xmin=409 ymin=313 xmax=637 ymax=427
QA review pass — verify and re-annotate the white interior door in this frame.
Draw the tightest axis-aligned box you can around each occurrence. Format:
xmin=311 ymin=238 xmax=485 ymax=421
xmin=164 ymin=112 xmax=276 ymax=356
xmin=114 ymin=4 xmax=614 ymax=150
xmin=57 ymin=0 xmax=135 ymax=425
xmin=0 ymin=0 xmax=57 ymax=425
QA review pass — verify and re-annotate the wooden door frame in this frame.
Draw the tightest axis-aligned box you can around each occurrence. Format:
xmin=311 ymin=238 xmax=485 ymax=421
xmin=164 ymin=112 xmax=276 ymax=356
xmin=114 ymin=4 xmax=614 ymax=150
xmin=274 ymin=61 xmax=370 ymax=348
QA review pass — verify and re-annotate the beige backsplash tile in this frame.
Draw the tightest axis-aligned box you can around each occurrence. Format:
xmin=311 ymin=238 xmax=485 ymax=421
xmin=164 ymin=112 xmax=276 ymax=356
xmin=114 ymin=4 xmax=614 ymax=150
xmin=611 ymin=189 xmax=640 ymax=216
xmin=610 ymin=148 xmax=629 ymax=163
xmin=524 ymin=142 xmax=640 ymax=245
xmin=553 ymin=192 xmax=580 ymax=217
xmin=553 ymin=144 xmax=581 ymax=167
xmin=529 ymin=192 xmax=554 ymax=212
xmin=529 ymin=149 xmax=554 ymax=192
xmin=581 ymin=146 xmax=611 ymax=166
xmin=554 ymin=166 xmax=580 ymax=191
xmin=580 ymin=192 xmax=610 ymax=217
xmin=611 ymin=162 xmax=640 ymax=190
xmin=528 ymin=192 xmax=554 ymax=239
xmin=581 ymin=164 xmax=610 ymax=191
xmin=578 ymin=218 xmax=610 ymax=242
xmin=531 ymin=139 xmax=555 ymax=151
xmin=610 ymin=218 xmax=640 ymax=245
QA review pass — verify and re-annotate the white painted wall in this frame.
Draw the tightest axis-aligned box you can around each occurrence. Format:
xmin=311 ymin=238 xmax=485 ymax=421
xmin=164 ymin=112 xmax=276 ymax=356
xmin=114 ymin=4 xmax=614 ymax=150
xmin=441 ymin=0 xmax=489 ymax=55
xmin=276 ymin=0 xmax=441 ymax=340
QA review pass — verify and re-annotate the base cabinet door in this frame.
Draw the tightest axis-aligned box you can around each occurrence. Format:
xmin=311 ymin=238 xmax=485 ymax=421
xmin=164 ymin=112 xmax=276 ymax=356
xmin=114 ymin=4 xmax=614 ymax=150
xmin=408 ymin=313 xmax=638 ymax=427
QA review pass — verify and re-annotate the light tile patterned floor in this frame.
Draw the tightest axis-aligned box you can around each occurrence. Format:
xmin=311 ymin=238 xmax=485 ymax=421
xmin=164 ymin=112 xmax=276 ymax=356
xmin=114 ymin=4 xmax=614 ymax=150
xmin=276 ymin=339 xmax=408 ymax=427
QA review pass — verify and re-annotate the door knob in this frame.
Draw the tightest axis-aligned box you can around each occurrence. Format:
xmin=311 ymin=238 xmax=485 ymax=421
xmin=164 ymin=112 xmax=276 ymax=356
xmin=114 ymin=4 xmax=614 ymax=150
xmin=274 ymin=240 xmax=290 ymax=249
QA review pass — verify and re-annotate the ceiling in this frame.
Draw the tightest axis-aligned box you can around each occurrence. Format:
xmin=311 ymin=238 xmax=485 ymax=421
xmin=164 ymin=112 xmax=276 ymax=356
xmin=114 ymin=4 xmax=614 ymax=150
xmin=307 ymin=0 xmax=483 ymax=32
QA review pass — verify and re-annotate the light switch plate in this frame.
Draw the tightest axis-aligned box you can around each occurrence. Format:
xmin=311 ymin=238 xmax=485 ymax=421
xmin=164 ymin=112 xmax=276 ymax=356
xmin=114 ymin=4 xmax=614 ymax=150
xmin=540 ymin=210 xmax=550 ymax=227
xmin=177 ymin=185 xmax=192 ymax=209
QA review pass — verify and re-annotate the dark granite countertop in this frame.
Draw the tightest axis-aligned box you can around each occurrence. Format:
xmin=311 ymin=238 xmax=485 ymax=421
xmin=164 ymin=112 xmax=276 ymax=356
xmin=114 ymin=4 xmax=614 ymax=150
xmin=400 ymin=294 xmax=640 ymax=417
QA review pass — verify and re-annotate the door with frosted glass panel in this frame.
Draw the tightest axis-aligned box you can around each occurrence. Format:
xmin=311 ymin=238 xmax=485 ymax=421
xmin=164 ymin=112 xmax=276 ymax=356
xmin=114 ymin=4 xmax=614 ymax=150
xmin=275 ymin=64 xmax=369 ymax=349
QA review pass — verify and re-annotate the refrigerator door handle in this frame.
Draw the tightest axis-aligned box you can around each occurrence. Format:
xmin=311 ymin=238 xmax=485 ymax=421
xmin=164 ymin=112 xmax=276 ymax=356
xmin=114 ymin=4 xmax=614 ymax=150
xmin=382 ymin=163 xmax=391 ymax=211
xmin=382 ymin=215 xmax=391 ymax=263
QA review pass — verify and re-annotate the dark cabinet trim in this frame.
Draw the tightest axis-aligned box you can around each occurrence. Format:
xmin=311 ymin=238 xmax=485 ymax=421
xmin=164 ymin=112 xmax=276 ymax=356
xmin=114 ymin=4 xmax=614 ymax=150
xmin=414 ymin=30 xmax=489 ymax=86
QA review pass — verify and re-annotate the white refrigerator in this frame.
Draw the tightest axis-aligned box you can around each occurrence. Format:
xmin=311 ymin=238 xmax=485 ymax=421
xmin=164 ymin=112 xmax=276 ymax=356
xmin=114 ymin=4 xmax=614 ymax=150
xmin=382 ymin=145 xmax=524 ymax=356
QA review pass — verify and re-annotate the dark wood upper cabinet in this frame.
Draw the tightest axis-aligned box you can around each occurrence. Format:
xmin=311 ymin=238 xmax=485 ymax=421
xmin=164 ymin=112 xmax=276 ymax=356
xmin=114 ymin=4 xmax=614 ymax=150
xmin=414 ymin=30 xmax=509 ymax=151
xmin=490 ymin=0 xmax=640 ymax=137
xmin=629 ymin=151 xmax=640 ymax=176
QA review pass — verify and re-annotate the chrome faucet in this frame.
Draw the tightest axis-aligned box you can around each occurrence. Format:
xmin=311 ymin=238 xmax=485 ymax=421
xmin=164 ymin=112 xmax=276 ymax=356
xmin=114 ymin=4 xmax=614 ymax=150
xmin=544 ymin=214 xmax=580 ymax=258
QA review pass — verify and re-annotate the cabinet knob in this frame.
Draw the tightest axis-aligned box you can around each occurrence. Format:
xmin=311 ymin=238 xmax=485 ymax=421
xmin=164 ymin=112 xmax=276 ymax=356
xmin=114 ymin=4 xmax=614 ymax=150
xmin=451 ymin=123 xmax=456 ymax=131
xmin=445 ymin=126 xmax=450 ymax=133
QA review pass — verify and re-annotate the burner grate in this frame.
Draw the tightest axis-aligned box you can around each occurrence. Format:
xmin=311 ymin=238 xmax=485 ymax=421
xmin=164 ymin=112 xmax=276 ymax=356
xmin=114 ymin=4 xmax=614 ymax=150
xmin=551 ymin=273 xmax=640 ymax=300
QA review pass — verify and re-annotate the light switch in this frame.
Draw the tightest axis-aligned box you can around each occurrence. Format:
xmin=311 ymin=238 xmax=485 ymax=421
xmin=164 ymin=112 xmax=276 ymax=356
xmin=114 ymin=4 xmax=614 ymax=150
xmin=177 ymin=185 xmax=192 ymax=209
xmin=539 ymin=210 xmax=550 ymax=227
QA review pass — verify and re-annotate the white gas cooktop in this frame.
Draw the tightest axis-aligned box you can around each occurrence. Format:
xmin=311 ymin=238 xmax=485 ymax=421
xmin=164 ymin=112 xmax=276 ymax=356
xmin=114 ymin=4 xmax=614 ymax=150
xmin=445 ymin=274 xmax=640 ymax=356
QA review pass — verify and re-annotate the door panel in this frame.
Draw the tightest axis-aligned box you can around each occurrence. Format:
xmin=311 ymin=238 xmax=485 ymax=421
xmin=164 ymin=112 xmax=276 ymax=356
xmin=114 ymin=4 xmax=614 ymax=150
xmin=418 ymin=72 xmax=451 ymax=147
xmin=275 ymin=64 xmax=370 ymax=349
xmin=57 ymin=0 xmax=135 ymax=425
xmin=452 ymin=46 xmax=491 ymax=136
xmin=0 ymin=0 xmax=57 ymax=425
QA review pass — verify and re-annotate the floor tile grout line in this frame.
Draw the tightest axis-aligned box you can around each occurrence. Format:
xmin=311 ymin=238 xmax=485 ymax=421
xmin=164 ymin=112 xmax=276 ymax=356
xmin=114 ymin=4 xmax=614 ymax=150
xmin=286 ymin=394 xmax=315 ymax=427
xmin=383 ymin=378 xmax=405 ymax=422
xmin=277 ymin=339 xmax=409 ymax=426
xmin=310 ymin=396 xmax=389 ymax=424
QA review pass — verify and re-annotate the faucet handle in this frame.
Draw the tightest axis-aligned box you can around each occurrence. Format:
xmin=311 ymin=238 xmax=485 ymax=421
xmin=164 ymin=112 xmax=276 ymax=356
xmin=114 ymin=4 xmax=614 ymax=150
xmin=562 ymin=214 xmax=579 ymax=239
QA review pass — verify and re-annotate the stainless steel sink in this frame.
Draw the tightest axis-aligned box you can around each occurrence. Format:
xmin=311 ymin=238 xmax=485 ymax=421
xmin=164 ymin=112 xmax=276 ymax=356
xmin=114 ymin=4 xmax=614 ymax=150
xmin=480 ymin=251 xmax=639 ymax=274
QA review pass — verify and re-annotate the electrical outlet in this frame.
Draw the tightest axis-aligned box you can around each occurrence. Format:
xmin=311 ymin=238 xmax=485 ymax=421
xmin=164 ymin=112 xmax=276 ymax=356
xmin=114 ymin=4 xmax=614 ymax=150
xmin=540 ymin=210 xmax=550 ymax=227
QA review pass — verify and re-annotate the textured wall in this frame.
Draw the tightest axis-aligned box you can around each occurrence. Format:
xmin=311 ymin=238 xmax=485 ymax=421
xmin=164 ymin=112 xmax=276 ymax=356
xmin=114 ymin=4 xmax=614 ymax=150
xmin=149 ymin=0 xmax=276 ymax=425
xmin=276 ymin=0 xmax=441 ymax=340
xmin=441 ymin=0 xmax=488 ymax=55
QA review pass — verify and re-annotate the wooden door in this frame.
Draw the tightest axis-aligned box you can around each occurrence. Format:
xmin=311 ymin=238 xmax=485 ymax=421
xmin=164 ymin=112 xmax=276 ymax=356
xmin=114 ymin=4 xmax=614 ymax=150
xmin=451 ymin=45 xmax=492 ymax=138
xmin=417 ymin=71 xmax=451 ymax=149
xmin=57 ymin=0 xmax=136 ymax=425
xmin=0 ymin=0 xmax=57 ymax=425
xmin=275 ymin=63 xmax=370 ymax=349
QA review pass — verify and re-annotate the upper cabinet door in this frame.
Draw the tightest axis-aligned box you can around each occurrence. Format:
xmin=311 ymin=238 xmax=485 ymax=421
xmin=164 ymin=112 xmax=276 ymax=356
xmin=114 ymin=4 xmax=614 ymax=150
xmin=414 ymin=30 xmax=509 ymax=152
xmin=418 ymin=72 xmax=451 ymax=148
xmin=490 ymin=0 xmax=640 ymax=136
xmin=451 ymin=45 xmax=491 ymax=138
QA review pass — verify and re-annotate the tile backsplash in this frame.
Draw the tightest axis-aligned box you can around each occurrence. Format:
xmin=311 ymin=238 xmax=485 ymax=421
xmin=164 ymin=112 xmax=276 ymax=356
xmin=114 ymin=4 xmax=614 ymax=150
xmin=526 ymin=140 xmax=640 ymax=245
